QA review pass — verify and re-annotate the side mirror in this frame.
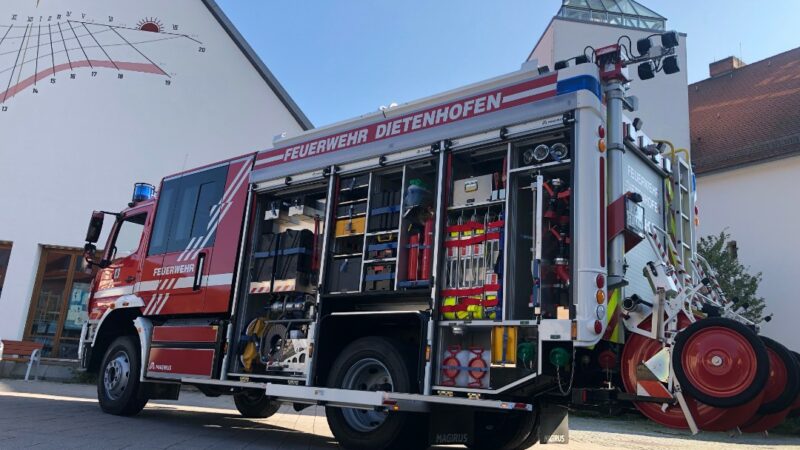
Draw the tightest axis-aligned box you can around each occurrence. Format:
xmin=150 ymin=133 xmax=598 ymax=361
xmin=85 ymin=211 xmax=104 ymax=243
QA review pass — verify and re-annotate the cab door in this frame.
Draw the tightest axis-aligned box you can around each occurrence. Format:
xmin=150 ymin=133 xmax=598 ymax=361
xmin=95 ymin=208 xmax=150 ymax=300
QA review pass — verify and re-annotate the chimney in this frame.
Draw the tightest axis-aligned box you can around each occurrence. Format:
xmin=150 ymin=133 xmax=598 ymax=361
xmin=709 ymin=56 xmax=746 ymax=77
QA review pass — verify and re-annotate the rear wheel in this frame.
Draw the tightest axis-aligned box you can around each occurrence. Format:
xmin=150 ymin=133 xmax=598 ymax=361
xmin=516 ymin=410 xmax=542 ymax=448
xmin=470 ymin=410 xmax=539 ymax=449
xmin=325 ymin=337 xmax=427 ymax=450
xmin=233 ymin=389 xmax=281 ymax=418
xmin=97 ymin=336 xmax=148 ymax=416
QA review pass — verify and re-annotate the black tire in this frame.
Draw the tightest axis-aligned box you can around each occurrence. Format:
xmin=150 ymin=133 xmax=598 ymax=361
xmin=516 ymin=410 xmax=542 ymax=449
xmin=325 ymin=337 xmax=427 ymax=450
xmin=757 ymin=337 xmax=800 ymax=414
xmin=233 ymin=389 xmax=281 ymax=418
xmin=672 ymin=317 xmax=769 ymax=408
xmin=793 ymin=351 xmax=800 ymax=389
xmin=97 ymin=336 xmax=148 ymax=416
xmin=470 ymin=411 xmax=536 ymax=450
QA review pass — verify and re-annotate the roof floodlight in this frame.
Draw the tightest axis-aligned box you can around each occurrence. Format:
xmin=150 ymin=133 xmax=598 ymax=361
xmin=661 ymin=31 xmax=679 ymax=48
xmin=663 ymin=55 xmax=680 ymax=74
xmin=638 ymin=61 xmax=655 ymax=80
xmin=636 ymin=37 xmax=652 ymax=56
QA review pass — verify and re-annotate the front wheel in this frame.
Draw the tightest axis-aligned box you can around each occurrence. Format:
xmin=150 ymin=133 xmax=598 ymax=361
xmin=97 ymin=336 xmax=148 ymax=416
xmin=233 ymin=389 xmax=281 ymax=418
xmin=325 ymin=337 xmax=427 ymax=450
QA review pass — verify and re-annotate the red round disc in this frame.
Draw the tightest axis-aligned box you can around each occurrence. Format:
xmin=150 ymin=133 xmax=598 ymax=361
xmin=740 ymin=346 xmax=792 ymax=432
xmin=468 ymin=356 xmax=488 ymax=380
xmin=441 ymin=356 xmax=460 ymax=380
xmin=761 ymin=346 xmax=788 ymax=405
xmin=621 ymin=333 xmax=748 ymax=430
xmin=679 ymin=326 xmax=760 ymax=399
xmin=701 ymin=394 xmax=763 ymax=431
xmin=741 ymin=409 xmax=791 ymax=433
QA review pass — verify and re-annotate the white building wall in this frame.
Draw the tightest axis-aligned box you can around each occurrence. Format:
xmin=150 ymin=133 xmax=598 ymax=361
xmin=0 ymin=0 xmax=305 ymax=340
xmin=530 ymin=18 xmax=690 ymax=150
xmin=697 ymin=156 xmax=800 ymax=350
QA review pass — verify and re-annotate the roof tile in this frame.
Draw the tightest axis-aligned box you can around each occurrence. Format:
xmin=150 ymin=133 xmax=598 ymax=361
xmin=689 ymin=47 xmax=800 ymax=174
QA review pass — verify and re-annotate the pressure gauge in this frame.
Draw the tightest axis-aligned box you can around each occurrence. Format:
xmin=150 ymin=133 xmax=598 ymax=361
xmin=522 ymin=148 xmax=536 ymax=165
xmin=534 ymin=144 xmax=551 ymax=161
xmin=551 ymin=143 xmax=569 ymax=160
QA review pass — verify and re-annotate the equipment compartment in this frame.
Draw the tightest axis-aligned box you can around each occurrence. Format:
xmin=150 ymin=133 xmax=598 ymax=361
xmin=233 ymin=182 xmax=327 ymax=378
xmin=436 ymin=327 xmax=493 ymax=389
xmin=507 ymin=134 xmax=573 ymax=320
xmin=439 ymin=145 xmax=507 ymax=320
xmin=396 ymin=161 xmax=438 ymax=289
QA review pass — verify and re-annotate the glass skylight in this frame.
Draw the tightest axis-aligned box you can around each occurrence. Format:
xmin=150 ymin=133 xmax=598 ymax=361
xmin=559 ymin=0 xmax=666 ymax=31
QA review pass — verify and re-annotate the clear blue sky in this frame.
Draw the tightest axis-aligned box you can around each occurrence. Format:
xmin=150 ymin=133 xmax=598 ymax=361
xmin=216 ymin=0 xmax=800 ymax=127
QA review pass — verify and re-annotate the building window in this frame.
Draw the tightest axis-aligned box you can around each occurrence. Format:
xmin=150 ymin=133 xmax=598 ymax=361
xmin=0 ymin=241 xmax=11 ymax=298
xmin=24 ymin=246 xmax=95 ymax=359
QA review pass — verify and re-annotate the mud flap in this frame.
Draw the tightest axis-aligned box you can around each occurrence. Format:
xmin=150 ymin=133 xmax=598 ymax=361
xmin=428 ymin=406 xmax=474 ymax=446
xmin=539 ymin=403 xmax=569 ymax=444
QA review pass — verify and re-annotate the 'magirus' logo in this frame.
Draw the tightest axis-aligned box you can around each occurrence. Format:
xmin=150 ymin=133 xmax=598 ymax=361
xmin=148 ymin=361 xmax=173 ymax=372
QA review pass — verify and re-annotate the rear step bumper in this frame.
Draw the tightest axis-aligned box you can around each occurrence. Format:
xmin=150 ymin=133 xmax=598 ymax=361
xmin=181 ymin=377 xmax=533 ymax=413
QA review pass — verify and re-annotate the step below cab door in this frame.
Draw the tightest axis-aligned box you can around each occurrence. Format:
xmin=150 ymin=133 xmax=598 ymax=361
xmin=141 ymin=157 xmax=252 ymax=316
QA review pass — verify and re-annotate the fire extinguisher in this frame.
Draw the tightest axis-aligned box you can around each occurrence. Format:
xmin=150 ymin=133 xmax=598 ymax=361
xmin=407 ymin=233 xmax=419 ymax=281
xmin=420 ymin=217 xmax=434 ymax=281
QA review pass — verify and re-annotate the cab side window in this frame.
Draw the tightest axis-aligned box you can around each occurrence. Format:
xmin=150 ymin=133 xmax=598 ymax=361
xmin=111 ymin=214 xmax=147 ymax=260
xmin=148 ymin=165 xmax=228 ymax=256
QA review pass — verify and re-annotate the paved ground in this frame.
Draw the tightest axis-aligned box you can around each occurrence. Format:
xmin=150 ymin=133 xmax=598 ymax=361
xmin=0 ymin=379 xmax=798 ymax=449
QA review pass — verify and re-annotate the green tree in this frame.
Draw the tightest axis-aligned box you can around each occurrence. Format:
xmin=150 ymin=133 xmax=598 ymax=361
xmin=696 ymin=231 xmax=766 ymax=323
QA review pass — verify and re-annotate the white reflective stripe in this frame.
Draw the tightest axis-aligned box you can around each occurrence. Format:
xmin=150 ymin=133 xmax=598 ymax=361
xmin=186 ymin=203 xmax=231 ymax=261
xmin=134 ymin=280 xmax=160 ymax=292
xmin=206 ymin=272 xmax=233 ymax=286
xmin=187 ymin=162 xmax=250 ymax=261
xmin=502 ymin=83 xmax=556 ymax=103
xmin=220 ymin=161 xmax=252 ymax=205
xmin=144 ymin=294 xmax=159 ymax=315
xmin=155 ymin=294 xmax=170 ymax=315
xmin=177 ymin=237 xmax=199 ymax=262
xmin=158 ymin=272 xmax=234 ymax=290
xmin=136 ymin=273 xmax=234 ymax=297
xmin=93 ymin=286 xmax=134 ymax=299
xmin=178 ymin=160 xmax=251 ymax=262
xmin=261 ymin=154 xmax=283 ymax=164
xmin=172 ymin=276 xmax=196 ymax=290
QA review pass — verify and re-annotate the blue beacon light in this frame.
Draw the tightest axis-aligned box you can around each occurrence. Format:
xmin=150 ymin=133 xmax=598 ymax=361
xmin=132 ymin=183 xmax=156 ymax=203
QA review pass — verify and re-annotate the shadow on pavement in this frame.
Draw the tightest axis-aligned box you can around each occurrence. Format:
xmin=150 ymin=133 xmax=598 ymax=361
xmin=0 ymin=393 xmax=339 ymax=449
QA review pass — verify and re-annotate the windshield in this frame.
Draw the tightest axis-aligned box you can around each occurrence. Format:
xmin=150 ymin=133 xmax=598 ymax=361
xmin=111 ymin=214 xmax=147 ymax=260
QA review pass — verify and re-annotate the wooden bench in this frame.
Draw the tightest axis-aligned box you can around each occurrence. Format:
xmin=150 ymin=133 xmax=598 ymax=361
xmin=0 ymin=340 xmax=43 ymax=381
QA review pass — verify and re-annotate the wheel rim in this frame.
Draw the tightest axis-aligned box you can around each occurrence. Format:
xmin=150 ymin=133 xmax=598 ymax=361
xmin=680 ymin=326 xmax=758 ymax=399
xmin=103 ymin=350 xmax=131 ymax=401
xmin=621 ymin=333 xmax=740 ymax=430
xmin=340 ymin=358 xmax=393 ymax=433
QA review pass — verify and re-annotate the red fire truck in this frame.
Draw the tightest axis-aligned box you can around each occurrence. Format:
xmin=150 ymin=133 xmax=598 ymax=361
xmin=78 ymin=35 xmax=799 ymax=449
